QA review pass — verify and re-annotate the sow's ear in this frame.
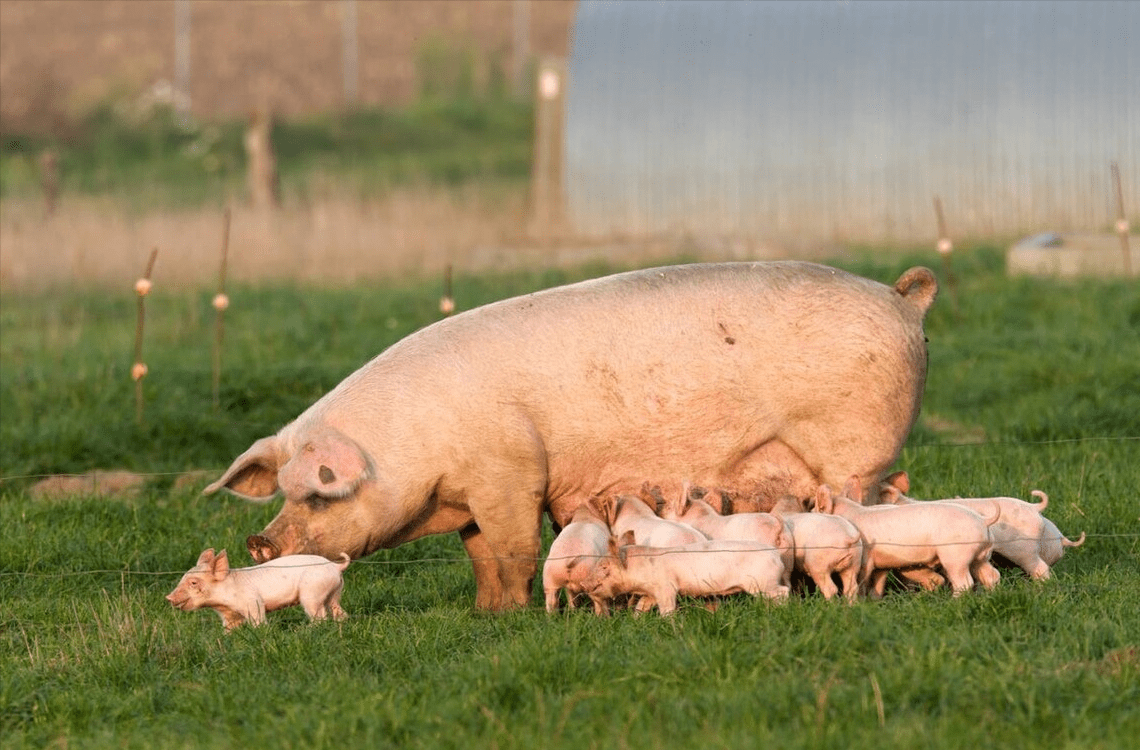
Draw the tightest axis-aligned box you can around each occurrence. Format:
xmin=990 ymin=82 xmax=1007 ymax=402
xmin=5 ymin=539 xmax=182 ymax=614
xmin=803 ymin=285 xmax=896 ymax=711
xmin=277 ymin=427 xmax=372 ymax=500
xmin=203 ymin=436 xmax=281 ymax=502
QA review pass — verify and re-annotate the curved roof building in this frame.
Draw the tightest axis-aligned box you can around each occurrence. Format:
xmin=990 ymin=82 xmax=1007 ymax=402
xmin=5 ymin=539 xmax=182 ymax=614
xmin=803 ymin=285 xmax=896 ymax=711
xmin=565 ymin=0 xmax=1138 ymax=244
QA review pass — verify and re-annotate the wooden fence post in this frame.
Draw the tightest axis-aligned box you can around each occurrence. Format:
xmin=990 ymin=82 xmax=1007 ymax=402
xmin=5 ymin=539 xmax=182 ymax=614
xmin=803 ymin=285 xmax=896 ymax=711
xmin=39 ymin=149 xmax=59 ymax=217
xmin=439 ymin=263 xmax=455 ymax=316
xmin=212 ymin=208 xmax=231 ymax=411
xmin=132 ymin=249 xmax=159 ymax=426
xmin=1110 ymin=163 xmax=1132 ymax=277
xmin=245 ymin=101 xmax=279 ymax=211
xmin=530 ymin=57 xmax=566 ymax=242
xmin=933 ymin=196 xmax=959 ymax=313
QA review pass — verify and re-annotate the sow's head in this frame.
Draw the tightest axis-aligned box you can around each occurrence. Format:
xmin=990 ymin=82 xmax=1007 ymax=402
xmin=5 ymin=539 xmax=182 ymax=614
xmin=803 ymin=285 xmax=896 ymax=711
xmin=204 ymin=426 xmax=375 ymax=563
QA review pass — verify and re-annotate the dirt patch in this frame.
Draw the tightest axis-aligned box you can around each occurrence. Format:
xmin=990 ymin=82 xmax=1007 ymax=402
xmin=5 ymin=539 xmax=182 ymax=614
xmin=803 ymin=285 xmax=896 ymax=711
xmin=1098 ymin=646 xmax=1139 ymax=676
xmin=29 ymin=470 xmax=147 ymax=499
xmin=171 ymin=470 xmax=216 ymax=492
xmin=921 ymin=414 xmax=987 ymax=445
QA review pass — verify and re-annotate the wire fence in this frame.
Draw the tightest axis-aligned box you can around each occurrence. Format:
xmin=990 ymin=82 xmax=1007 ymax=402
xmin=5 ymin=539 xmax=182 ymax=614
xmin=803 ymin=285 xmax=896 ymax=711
xmin=0 ymin=530 xmax=1131 ymax=583
xmin=2 ymin=434 xmax=1133 ymax=582
xmin=1 ymin=436 xmax=1135 ymax=488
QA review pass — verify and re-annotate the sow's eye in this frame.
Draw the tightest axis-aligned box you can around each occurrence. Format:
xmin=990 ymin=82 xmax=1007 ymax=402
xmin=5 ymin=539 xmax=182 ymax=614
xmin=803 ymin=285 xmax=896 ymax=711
xmin=301 ymin=491 xmax=353 ymax=510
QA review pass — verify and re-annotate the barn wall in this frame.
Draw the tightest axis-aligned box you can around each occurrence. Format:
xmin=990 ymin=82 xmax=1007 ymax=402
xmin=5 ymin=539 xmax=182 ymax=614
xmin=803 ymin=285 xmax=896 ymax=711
xmin=565 ymin=0 xmax=1139 ymax=244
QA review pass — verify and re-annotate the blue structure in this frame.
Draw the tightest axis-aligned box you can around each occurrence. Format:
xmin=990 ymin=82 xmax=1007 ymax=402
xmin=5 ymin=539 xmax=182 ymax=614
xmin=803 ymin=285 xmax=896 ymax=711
xmin=565 ymin=0 xmax=1139 ymax=244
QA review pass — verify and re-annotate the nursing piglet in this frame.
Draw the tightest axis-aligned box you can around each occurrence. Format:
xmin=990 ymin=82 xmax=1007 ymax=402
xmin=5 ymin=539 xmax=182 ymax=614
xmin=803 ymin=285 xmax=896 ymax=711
xmin=659 ymin=484 xmax=794 ymax=586
xmin=814 ymin=481 xmax=1000 ymax=597
xmin=542 ymin=497 xmax=612 ymax=614
xmin=578 ymin=531 xmax=789 ymax=615
xmin=879 ymin=472 xmax=1086 ymax=580
xmin=604 ymin=489 xmax=708 ymax=548
xmin=166 ymin=548 xmax=349 ymax=630
xmin=769 ymin=494 xmax=865 ymax=602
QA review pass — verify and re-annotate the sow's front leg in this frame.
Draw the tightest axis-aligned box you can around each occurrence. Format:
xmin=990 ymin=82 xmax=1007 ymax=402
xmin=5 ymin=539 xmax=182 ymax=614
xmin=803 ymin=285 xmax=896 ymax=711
xmin=454 ymin=421 xmax=548 ymax=611
xmin=461 ymin=502 xmax=544 ymax=611
xmin=460 ymin=524 xmax=505 ymax=611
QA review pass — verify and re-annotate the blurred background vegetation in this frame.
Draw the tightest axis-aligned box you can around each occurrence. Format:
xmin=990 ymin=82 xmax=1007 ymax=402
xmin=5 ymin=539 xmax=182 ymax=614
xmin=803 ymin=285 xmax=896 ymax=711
xmin=0 ymin=42 xmax=535 ymax=208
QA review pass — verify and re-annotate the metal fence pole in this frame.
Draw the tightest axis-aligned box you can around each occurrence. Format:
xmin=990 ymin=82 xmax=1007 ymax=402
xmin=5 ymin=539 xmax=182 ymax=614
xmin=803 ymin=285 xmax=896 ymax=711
xmin=341 ymin=0 xmax=359 ymax=105
xmin=513 ymin=0 xmax=531 ymax=99
xmin=174 ymin=0 xmax=192 ymax=123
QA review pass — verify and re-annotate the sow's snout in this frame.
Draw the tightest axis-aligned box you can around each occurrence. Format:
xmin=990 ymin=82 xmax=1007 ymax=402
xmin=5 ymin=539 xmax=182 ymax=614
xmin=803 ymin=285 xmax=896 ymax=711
xmin=247 ymin=534 xmax=281 ymax=563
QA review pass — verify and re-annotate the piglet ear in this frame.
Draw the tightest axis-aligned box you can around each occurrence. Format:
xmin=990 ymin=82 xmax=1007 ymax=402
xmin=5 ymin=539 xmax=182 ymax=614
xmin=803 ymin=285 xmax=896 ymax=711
xmin=615 ymin=532 xmax=636 ymax=568
xmin=677 ymin=482 xmax=691 ymax=515
xmin=278 ymin=427 xmax=372 ymax=500
xmin=716 ymin=491 xmax=734 ymax=515
xmin=637 ymin=482 xmax=660 ymax=512
xmin=842 ymin=475 xmax=865 ymax=503
xmin=606 ymin=533 xmax=621 ymax=559
xmin=814 ymin=485 xmax=834 ymax=514
xmin=212 ymin=550 xmax=230 ymax=580
xmin=600 ymin=495 xmax=619 ymax=528
xmin=204 ymin=436 xmax=281 ymax=502
xmin=884 ymin=471 xmax=910 ymax=494
xmin=196 ymin=548 xmax=216 ymax=566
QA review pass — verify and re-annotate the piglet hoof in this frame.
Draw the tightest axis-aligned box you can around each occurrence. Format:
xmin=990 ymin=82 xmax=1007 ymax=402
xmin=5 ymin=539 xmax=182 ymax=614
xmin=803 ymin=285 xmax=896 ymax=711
xmin=246 ymin=534 xmax=280 ymax=563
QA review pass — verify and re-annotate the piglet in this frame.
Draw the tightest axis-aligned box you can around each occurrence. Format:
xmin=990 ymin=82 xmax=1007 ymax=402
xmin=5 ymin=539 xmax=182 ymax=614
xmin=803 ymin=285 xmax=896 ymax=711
xmin=815 ymin=480 xmax=1001 ymax=598
xmin=577 ymin=531 xmax=789 ymax=615
xmin=878 ymin=472 xmax=1086 ymax=580
xmin=166 ymin=548 xmax=350 ymax=631
xmin=604 ymin=487 xmax=708 ymax=548
xmin=659 ymin=483 xmax=794 ymax=587
xmin=769 ymin=494 xmax=865 ymax=602
xmin=543 ymin=497 xmax=612 ymax=614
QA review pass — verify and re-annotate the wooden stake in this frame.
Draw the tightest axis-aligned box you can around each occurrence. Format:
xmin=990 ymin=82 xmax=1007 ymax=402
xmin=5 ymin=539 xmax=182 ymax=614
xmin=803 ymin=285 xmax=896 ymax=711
xmin=1110 ymin=163 xmax=1132 ymax=276
xmin=932 ymin=196 xmax=959 ymax=313
xmin=212 ymin=208 xmax=232 ymax=410
xmin=529 ymin=57 xmax=566 ymax=241
xmin=39 ymin=149 xmax=59 ymax=217
xmin=439 ymin=263 xmax=455 ymax=316
xmin=132 ymin=248 xmax=159 ymax=426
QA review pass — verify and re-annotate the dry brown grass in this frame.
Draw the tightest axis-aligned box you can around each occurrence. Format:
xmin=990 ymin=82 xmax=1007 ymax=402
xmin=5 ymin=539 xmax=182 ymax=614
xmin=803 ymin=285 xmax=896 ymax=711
xmin=0 ymin=187 xmax=509 ymax=289
xmin=0 ymin=185 xmax=840 ymax=291
xmin=0 ymin=188 xmax=644 ymax=290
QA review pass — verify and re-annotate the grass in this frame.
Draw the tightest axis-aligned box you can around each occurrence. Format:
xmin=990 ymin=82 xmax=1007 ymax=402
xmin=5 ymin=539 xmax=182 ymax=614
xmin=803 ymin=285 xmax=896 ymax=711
xmin=1 ymin=248 xmax=1139 ymax=749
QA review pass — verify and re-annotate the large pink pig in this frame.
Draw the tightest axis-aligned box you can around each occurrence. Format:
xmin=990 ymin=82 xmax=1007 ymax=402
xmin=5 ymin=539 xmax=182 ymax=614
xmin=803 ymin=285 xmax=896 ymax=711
xmin=205 ymin=261 xmax=937 ymax=611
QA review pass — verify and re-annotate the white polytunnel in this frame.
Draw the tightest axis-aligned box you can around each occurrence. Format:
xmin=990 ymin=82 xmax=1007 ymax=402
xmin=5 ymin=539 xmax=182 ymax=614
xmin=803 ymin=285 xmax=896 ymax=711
xmin=564 ymin=0 xmax=1139 ymax=244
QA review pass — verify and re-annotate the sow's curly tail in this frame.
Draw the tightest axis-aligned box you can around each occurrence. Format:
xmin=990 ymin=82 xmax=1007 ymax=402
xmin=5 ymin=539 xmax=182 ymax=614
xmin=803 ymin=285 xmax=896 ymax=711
xmin=894 ymin=267 xmax=938 ymax=316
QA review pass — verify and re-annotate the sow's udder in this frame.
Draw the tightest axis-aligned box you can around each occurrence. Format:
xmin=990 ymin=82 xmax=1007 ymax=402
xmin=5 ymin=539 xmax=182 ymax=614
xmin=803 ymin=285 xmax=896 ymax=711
xmin=247 ymin=534 xmax=281 ymax=563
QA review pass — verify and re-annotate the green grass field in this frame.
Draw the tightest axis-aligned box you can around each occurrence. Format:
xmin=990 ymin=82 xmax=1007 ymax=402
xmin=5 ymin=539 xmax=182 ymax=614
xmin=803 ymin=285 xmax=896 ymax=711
xmin=2 ymin=248 xmax=1138 ymax=749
